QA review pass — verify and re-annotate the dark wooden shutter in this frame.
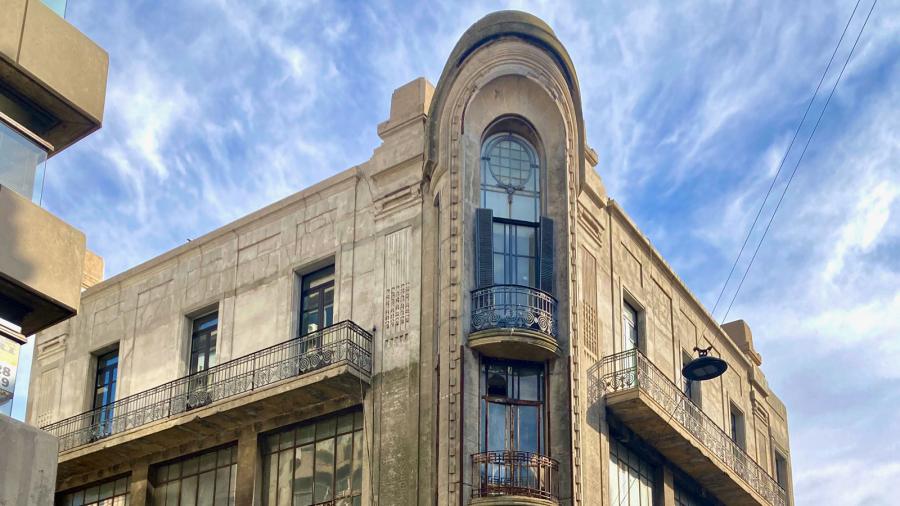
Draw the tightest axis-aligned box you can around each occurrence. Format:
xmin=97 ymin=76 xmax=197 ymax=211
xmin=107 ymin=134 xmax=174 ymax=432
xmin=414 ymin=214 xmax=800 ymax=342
xmin=475 ymin=208 xmax=494 ymax=288
xmin=540 ymin=216 xmax=554 ymax=293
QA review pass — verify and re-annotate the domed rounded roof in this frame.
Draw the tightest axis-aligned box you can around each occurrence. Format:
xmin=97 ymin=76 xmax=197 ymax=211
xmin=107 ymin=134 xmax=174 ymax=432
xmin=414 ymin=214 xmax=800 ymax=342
xmin=425 ymin=10 xmax=585 ymax=180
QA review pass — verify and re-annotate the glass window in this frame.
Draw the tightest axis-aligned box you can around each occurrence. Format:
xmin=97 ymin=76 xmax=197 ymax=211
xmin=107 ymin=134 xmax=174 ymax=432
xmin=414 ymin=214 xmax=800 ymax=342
xmin=298 ymin=266 xmax=335 ymax=337
xmin=730 ymin=404 xmax=746 ymax=450
xmin=150 ymin=446 xmax=236 ymax=506
xmin=59 ymin=476 xmax=129 ymax=506
xmin=480 ymin=360 xmax=545 ymax=454
xmin=491 ymin=221 xmax=538 ymax=287
xmin=0 ymin=120 xmax=47 ymax=203
xmin=189 ymin=312 xmax=218 ymax=374
xmin=608 ymin=440 xmax=655 ymax=506
xmin=623 ymin=301 xmax=639 ymax=351
xmin=480 ymin=134 xmax=540 ymax=222
xmin=93 ymin=349 xmax=119 ymax=437
xmin=262 ymin=409 xmax=364 ymax=506
xmin=774 ymin=451 xmax=789 ymax=488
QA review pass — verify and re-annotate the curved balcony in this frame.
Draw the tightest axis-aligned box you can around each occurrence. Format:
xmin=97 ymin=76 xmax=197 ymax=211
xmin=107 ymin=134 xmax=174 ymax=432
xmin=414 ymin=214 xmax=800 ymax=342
xmin=471 ymin=451 xmax=559 ymax=505
xmin=470 ymin=285 xmax=559 ymax=361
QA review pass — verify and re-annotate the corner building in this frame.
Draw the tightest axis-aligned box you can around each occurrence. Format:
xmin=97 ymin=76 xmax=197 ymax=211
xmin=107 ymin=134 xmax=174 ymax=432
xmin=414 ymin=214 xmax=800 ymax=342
xmin=27 ymin=11 xmax=793 ymax=506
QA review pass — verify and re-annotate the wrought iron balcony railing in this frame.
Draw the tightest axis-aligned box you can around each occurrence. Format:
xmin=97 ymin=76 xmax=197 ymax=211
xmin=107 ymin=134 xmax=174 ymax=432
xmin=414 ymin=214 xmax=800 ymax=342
xmin=472 ymin=451 xmax=560 ymax=502
xmin=600 ymin=349 xmax=787 ymax=506
xmin=471 ymin=284 xmax=557 ymax=337
xmin=42 ymin=321 xmax=372 ymax=453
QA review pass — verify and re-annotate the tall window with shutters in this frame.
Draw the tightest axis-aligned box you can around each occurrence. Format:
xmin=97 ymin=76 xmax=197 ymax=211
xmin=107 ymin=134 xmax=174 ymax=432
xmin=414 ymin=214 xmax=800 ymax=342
xmin=475 ymin=132 xmax=553 ymax=293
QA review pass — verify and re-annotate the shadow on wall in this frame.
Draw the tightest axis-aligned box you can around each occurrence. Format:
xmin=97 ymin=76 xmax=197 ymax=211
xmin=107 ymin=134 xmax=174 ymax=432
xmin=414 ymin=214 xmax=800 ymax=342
xmin=586 ymin=359 xmax=604 ymax=433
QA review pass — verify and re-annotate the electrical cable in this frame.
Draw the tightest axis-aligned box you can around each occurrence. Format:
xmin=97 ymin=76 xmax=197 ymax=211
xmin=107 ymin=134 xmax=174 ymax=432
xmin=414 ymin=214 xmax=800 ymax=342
xmin=711 ymin=0 xmax=863 ymax=318
xmin=721 ymin=0 xmax=878 ymax=321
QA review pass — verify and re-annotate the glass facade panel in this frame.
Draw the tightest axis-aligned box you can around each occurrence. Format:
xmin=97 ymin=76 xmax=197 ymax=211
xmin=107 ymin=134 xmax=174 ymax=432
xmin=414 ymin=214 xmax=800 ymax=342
xmin=60 ymin=476 xmax=129 ymax=506
xmin=150 ymin=445 xmax=236 ymax=506
xmin=0 ymin=120 xmax=47 ymax=203
xmin=609 ymin=440 xmax=655 ymax=506
xmin=262 ymin=409 xmax=364 ymax=506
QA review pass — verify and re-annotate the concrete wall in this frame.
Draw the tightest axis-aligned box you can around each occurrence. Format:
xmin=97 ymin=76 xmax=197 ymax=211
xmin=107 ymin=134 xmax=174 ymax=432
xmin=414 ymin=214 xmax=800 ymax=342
xmin=0 ymin=414 xmax=58 ymax=506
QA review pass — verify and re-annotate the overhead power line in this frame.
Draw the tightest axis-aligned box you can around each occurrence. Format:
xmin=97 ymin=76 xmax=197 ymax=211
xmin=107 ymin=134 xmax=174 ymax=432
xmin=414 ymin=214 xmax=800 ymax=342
xmin=720 ymin=0 xmax=878 ymax=322
xmin=711 ymin=0 xmax=863 ymax=318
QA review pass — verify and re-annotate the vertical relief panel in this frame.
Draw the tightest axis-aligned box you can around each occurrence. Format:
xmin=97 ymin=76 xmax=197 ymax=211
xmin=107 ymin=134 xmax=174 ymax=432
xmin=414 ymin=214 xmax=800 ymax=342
xmin=383 ymin=227 xmax=411 ymax=341
xmin=581 ymin=249 xmax=598 ymax=357
xmin=378 ymin=226 xmax=415 ymax=504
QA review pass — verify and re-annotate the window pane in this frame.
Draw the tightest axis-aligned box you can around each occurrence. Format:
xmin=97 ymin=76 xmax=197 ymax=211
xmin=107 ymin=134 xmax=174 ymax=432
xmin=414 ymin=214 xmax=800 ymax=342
xmin=293 ymin=444 xmax=314 ymax=506
xmin=316 ymin=417 xmax=336 ymax=440
xmin=351 ymin=431 xmax=363 ymax=494
xmin=486 ymin=402 xmax=506 ymax=451
xmin=165 ymin=479 xmax=179 ymax=506
xmin=277 ymin=451 xmax=292 ymax=506
xmin=334 ymin=433 xmax=353 ymax=498
xmin=214 ymin=467 xmax=230 ymax=505
xmin=297 ymin=425 xmax=315 ymax=445
xmin=314 ymin=439 xmax=335 ymax=503
xmin=511 ymin=194 xmax=537 ymax=222
xmin=85 ymin=487 xmax=99 ymax=504
xmin=516 ymin=405 xmax=539 ymax=453
xmin=197 ymin=471 xmax=216 ymax=506
xmin=180 ymin=475 xmax=198 ymax=506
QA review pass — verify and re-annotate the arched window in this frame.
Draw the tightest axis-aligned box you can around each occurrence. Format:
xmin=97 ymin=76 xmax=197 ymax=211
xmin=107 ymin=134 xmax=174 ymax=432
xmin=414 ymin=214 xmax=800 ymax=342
xmin=480 ymin=133 xmax=540 ymax=222
xmin=477 ymin=132 xmax=544 ymax=288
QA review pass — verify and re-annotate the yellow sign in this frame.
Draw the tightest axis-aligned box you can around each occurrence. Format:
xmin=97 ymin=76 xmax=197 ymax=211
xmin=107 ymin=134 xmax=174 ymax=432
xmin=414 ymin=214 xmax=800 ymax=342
xmin=0 ymin=337 xmax=19 ymax=404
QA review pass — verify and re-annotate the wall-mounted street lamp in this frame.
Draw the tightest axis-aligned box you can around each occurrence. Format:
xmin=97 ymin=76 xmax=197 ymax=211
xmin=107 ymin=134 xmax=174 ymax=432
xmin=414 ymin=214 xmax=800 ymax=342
xmin=682 ymin=346 xmax=728 ymax=382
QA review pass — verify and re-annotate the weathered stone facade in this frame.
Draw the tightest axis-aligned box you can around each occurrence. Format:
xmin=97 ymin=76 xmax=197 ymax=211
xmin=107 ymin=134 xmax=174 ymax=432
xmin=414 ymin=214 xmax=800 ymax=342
xmin=26 ymin=11 xmax=793 ymax=506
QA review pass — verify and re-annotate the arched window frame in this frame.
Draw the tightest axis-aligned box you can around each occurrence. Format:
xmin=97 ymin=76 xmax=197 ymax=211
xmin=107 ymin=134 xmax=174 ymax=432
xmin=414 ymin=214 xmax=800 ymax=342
xmin=480 ymin=132 xmax=542 ymax=223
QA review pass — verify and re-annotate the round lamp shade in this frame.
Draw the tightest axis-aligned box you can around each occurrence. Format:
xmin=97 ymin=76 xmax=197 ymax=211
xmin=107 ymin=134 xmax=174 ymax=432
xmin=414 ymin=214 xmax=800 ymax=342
xmin=682 ymin=355 xmax=728 ymax=381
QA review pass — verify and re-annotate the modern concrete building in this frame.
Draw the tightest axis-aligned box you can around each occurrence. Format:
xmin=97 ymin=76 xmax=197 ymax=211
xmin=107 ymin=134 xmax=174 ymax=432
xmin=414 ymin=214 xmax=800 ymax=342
xmin=1 ymin=0 xmax=108 ymax=410
xmin=26 ymin=11 xmax=793 ymax=506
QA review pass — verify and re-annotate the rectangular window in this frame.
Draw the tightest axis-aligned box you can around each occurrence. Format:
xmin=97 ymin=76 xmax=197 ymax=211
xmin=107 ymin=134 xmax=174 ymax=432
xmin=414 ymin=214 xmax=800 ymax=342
xmin=623 ymin=301 xmax=639 ymax=351
xmin=59 ymin=475 xmax=129 ymax=506
xmin=262 ymin=409 xmax=364 ymax=506
xmin=189 ymin=312 xmax=218 ymax=374
xmin=298 ymin=266 xmax=335 ymax=337
xmin=608 ymin=440 xmax=654 ymax=506
xmin=150 ymin=445 xmax=236 ymax=506
xmin=491 ymin=221 xmax=538 ymax=287
xmin=775 ymin=451 xmax=788 ymax=488
xmin=730 ymin=404 xmax=746 ymax=450
xmin=479 ymin=359 xmax=545 ymax=454
xmin=93 ymin=348 xmax=118 ymax=436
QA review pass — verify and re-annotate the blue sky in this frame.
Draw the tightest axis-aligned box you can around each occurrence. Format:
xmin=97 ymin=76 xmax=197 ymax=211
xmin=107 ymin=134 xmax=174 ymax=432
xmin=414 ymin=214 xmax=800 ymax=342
xmin=12 ymin=0 xmax=899 ymax=503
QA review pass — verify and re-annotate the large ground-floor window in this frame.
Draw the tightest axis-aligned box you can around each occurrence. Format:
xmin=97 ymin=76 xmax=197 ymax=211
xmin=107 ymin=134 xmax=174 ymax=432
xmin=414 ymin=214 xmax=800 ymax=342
xmin=59 ymin=476 xmax=129 ymax=506
xmin=262 ymin=409 xmax=364 ymax=506
xmin=149 ymin=445 xmax=237 ymax=506
xmin=609 ymin=439 xmax=655 ymax=506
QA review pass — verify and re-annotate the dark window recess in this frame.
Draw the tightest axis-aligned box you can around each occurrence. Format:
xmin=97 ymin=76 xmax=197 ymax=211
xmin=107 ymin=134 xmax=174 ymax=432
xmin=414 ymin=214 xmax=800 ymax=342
xmin=92 ymin=349 xmax=118 ymax=437
xmin=775 ymin=451 xmax=789 ymax=488
xmin=299 ymin=266 xmax=335 ymax=337
xmin=730 ymin=404 xmax=746 ymax=450
xmin=58 ymin=475 xmax=129 ymax=506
